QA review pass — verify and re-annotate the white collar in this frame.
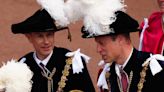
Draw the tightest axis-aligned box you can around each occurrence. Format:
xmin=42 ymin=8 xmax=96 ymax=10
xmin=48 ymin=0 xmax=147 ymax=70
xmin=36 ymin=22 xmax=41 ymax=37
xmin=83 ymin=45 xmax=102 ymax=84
xmin=115 ymin=48 xmax=133 ymax=78
xmin=33 ymin=51 xmax=53 ymax=66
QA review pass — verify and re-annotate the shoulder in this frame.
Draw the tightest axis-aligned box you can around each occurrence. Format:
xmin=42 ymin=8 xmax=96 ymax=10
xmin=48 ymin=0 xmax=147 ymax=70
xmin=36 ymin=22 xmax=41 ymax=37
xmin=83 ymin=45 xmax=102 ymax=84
xmin=136 ymin=51 xmax=151 ymax=60
xmin=159 ymin=61 xmax=164 ymax=69
xmin=140 ymin=11 xmax=162 ymax=29
xmin=51 ymin=47 xmax=71 ymax=61
xmin=130 ymin=49 xmax=151 ymax=64
xmin=156 ymin=57 xmax=164 ymax=69
xmin=149 ymin=11 xmax=162 ymax=18
xmin=18 ymin=52 xmax=33 ymax=63
xmin=53 ymin=47 xmax=71 ymax=54
xmin=149 ymin=54 xmax=164 ymax=77
xmin=148 ymin=11 xmax=163 ymax=22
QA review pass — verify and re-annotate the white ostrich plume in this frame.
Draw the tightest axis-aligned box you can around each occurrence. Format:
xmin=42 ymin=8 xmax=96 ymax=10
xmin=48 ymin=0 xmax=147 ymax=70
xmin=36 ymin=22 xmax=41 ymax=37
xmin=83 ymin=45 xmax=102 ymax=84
xmin=0 ymin=59 xmax=33 ymax=92
xmin=82 ymin=0 xmax=126 ymax=36
xmin=64 ymin=0 xmax=98 ymax=23
xmin=37 ymin=0 xmax=69 ymax=27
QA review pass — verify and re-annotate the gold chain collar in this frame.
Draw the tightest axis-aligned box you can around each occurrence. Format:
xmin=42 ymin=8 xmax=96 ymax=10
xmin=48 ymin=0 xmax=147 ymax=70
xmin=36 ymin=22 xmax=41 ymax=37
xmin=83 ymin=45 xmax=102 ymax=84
xmin=105 ymin=72 xmax=111 ymax=92
xmin=42 ymin=57 xmax=83 ymax=92
xmin=57 ymin=57 xmax=72 ymax=92
xmin=137 ymin=61 xmax=149 ymax=92
xmin=41 ymin=67 xmax=56 ymax=92
xmin=117 ymin=71 xmax=133 ymax=92
xmin=106 ymin=62 xmax=149 ymax=92
xmin=41 ymin=57 xmax=72 ymax=92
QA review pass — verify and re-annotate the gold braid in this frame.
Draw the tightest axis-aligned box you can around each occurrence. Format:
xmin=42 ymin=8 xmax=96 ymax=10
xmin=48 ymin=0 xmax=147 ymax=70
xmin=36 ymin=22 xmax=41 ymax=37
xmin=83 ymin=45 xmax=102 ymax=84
xmin=127 ymin=71 xmax=133 ymax=92
xmin=69 ymin=90 xmax=83 ymax=92
xmin=137 ymin=61 xmax=149 ymax=92
xmin=56 ymin=57 xmax=84 ymax=92
xmin=117 ymin=71 xmax=133 ymax=92
xmin=42 ymin=57 xmax=84 ymax=92
xmin=57 ymin=57 xmax=72 ymax=92
xmin=115 ymin=60 xmax=149 ymax=92
xmin=108 ymin=61 xmax=149 ymax=92
xmin=106 ymin=72 xmax=111 ymax=92
xmin=42 ymin=67 xmax=56 ymax=92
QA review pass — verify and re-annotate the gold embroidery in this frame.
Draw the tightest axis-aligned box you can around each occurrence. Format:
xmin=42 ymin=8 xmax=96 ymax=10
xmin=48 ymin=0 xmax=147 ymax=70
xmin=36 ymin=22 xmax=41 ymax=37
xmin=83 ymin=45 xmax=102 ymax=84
xmin=109 ymin=60 xmax=149 ymax=92
xmin=137 ymin=61 xmax=149 ymax=92
xmin=127 ymin=71 xmax=133 ymax=92
xmin=42 ymin=67 xmax=56 ymax=92
xmin=106 ymin=72 xmax=111 ymax=91
xmin=57 ymin=57 xmax=72 ymax=92
xmin=117 ymin=71 xmax=133 ymax=92
xmin=69 ymin=89 xmax=83 ymax=92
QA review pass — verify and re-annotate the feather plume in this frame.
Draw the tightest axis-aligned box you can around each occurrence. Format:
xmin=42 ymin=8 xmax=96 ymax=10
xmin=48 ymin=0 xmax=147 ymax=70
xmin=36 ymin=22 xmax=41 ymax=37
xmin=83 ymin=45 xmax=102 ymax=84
xmin=82 ymin=0 xmax=126 ymax=36
xmin=64 ymin=0 xmax=84 ymax=23
xmin=64 ymin=0 xmax=97 ymax=23
xmin=37 ymin=0 xmax=69 ymax=26
xmin=0 ymin=59 xmax=33 ymax=92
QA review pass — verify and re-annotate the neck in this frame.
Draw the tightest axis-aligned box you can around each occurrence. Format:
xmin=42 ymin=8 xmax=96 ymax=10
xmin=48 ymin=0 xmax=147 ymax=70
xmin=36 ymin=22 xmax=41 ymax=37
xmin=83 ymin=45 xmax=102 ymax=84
xmin=117 ymin=44 xmax=133 ymax=65
xmin=36 ymin=53 xmax=49 ymax=61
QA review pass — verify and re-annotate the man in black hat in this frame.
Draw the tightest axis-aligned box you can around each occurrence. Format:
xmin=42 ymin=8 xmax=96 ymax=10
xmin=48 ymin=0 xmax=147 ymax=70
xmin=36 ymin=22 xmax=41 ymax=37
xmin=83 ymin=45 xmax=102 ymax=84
xmin=11 ymin=9 xmax=95 ymax=92
xmin=81 ymin=10 xmax=164 ymax=92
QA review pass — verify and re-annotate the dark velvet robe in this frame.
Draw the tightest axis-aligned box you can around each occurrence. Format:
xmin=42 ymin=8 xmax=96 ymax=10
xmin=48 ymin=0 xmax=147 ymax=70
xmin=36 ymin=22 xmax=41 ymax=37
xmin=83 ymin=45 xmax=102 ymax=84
xmin=99 ymin=48 xmax=164 ymax=92
xmin=20 ymin=47 xmax=95 ymax=92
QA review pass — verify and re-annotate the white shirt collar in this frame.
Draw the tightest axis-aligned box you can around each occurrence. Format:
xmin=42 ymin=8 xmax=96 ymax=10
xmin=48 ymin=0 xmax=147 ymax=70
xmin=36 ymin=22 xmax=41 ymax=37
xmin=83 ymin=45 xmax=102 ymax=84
xmin=33 ymin=51 xmax=53 ymax=66
xmin=115 ymin=48 xmax=134 ymax=78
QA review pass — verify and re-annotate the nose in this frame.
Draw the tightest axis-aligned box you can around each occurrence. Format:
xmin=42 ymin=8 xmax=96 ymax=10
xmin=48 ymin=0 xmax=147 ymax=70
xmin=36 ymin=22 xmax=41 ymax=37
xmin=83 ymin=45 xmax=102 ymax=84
xmin=43 ymin=36 xmax=49 ymax=44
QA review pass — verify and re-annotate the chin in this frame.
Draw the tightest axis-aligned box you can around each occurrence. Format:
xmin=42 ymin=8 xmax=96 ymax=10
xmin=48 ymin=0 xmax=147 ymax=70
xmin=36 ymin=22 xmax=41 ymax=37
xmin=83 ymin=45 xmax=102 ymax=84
xmin=41 ymin=50 xmax=51 ymax=56
xmin=102 ymin=59 xmax=109 ymax=63
xmin=105 ymin=58 xmax=113 ymax=63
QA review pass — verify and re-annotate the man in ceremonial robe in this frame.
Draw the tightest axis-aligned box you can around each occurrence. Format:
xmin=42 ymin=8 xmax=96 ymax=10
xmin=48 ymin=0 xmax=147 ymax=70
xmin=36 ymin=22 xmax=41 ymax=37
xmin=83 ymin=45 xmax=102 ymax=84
xmin=11 ymin=9 xmax=95 ymax=92
xmin=81 ymin=10 xmax=164 ymax=92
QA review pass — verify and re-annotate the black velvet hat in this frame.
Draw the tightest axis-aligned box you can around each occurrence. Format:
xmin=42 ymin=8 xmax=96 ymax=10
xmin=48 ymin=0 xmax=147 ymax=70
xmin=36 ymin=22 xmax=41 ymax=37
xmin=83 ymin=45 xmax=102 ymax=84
xmin=81 ymin=11 xmax=140 ymax=38
xmin=11 ymin=9 xmax=68 ymax=34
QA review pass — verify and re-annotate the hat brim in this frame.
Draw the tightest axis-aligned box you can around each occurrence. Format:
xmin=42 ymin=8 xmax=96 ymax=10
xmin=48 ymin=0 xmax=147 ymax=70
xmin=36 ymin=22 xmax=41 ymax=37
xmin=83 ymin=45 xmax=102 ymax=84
xmin=81 ymin=26 xmax=140 ymax=38
xmin=11 ymin=23 xmax=68 ymax=34
xmin=11 ymin=9 xmax=69 ymax=34
xmin=81 ymin=11 xmax=140 ymax=38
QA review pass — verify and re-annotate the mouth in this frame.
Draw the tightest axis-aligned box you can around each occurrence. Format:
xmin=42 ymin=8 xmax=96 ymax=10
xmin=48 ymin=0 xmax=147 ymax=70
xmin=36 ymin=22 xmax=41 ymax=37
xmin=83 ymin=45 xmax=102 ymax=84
xmin=41 ymin=46 xmax=51 ymax=51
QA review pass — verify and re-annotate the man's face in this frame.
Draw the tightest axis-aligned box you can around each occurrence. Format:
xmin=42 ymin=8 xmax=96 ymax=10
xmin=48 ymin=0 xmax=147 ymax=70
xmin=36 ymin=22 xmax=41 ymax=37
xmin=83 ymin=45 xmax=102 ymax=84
xmin=95 ymin=35 xmax=120 ymax=63
xmin=26 ymin=31 xmax=55 ymax=59
xmin=158 ymin=0 xmax=164 ymax=12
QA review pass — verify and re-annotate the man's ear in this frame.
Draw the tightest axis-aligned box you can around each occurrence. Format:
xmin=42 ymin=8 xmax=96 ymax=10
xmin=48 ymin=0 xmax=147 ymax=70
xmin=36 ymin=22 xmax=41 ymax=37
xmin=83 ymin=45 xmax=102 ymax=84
xmin=117 ymin=35 xmax=124 ymax=45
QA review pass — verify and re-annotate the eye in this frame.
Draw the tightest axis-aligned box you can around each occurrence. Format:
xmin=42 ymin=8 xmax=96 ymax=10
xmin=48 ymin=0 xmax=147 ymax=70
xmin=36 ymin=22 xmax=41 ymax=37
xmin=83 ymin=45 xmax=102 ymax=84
xmin=47 ymin=32 xmax=54 ymax=37
xmin=97 ymin=40 xmax=105 ymax=46
xmin=36 ymin=34 xmax=43 ymax=38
